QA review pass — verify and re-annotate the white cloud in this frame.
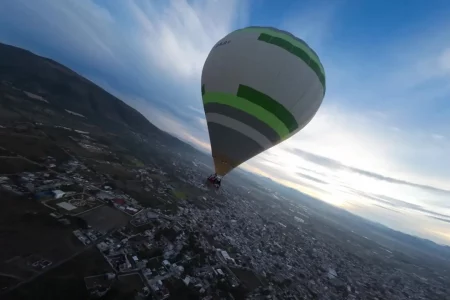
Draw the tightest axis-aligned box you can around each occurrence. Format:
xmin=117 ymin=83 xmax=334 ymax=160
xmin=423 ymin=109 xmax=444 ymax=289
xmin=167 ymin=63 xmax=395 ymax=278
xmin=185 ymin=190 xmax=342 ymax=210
xmin=188 ymin=106 xmax=205 ymax=115
xmin=432 ymin=133 xmax=445 ymax=140
xmin=289 ymin=105 xmax=450 ymax=188
xmin=0 ymin=0 xmax=121 ymax=71
xmin=280 ymin=1 xmax=341 ymax=51
xmin=128 ymin=0 xmax=247 ymax=79
xmin=439 ymin=47 xmax=450 ymax=72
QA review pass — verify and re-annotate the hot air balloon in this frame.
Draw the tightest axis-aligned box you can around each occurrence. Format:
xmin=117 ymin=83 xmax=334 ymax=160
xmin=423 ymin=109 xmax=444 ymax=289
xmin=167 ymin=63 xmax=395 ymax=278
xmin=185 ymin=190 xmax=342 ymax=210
xmin=202 ymin=26 xmax=326 ymax=188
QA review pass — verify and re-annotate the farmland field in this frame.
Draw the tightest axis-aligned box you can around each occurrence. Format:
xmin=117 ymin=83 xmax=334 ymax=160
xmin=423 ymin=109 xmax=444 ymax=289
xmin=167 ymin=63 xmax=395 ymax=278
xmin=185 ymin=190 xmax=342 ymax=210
xmin=3 ymin=249 xmax=112 ymax=300
xmin=117 ymin=274 xmax=145 ymax=293
xmin=229 ymin=267 xmax=263 ymax=291
xmin=0 ymin=191 xmax=85 ymax=284
xmin=80 ymin=205 xmax=130 ymax=232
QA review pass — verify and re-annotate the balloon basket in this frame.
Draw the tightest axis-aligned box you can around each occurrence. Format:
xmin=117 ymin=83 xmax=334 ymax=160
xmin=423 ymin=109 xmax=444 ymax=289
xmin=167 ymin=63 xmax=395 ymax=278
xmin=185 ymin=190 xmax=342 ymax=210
xmin=205 ymin=174 xmax=222 ymax=189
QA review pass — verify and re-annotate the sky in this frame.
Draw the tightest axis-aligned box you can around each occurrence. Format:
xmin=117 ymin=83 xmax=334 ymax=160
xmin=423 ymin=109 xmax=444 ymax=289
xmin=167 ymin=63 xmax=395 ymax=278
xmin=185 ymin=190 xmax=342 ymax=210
xmin=1 ymin=0 xmax=450 ymax=244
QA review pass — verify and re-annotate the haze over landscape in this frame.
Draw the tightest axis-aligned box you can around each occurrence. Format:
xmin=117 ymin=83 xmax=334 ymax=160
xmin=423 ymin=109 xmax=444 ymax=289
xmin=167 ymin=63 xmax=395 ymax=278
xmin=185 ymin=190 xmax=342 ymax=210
xmin=1 ymin=0 xmax=449 ymax=246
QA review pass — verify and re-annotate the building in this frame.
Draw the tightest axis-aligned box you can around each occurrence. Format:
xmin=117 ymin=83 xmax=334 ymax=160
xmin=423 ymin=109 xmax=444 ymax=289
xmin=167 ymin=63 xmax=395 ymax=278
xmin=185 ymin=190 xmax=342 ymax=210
xmin=114 ymin=198 xmax=125 ymax=205
xmin=52 ymin=189 xmax=65 ymax=199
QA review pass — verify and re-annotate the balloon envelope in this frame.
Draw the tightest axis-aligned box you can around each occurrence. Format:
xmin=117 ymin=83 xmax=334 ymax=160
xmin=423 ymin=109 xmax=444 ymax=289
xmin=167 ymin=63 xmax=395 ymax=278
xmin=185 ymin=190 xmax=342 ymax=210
xmin=201 ymin=26 xmax=325 ymax=176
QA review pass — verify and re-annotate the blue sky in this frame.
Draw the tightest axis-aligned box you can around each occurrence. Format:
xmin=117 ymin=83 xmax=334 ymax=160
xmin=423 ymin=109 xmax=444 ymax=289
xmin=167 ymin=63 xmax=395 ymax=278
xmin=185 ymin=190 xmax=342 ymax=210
xmin=1 ymin=0 xmax=450 ymax=244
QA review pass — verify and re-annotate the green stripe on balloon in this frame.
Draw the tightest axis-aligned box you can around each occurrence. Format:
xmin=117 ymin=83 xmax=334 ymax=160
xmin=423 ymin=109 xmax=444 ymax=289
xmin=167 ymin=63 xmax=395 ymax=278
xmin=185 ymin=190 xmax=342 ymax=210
xmin=257 ymin=33 xmax=326 ymax=92
xmin=240 ymin=27 xmax=324 ymax=74
xmin=236 ymin=85 xmax=298 ymax=132
xmin=202 ymin=91 xmax=290 ymax=139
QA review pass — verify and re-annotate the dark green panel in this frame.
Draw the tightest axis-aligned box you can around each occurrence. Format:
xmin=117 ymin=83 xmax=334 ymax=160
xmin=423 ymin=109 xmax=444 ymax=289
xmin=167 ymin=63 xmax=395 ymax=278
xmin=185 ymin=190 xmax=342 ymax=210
xmin=258 ymin=33 xmax=272 ymax=42
xmin=290 ymin=47 xmax=311 ymax=65
xmin=269 ymin=36 xmax=293 ymax=52
xmin=237 ymin=85 xmax=298 ymax=132
xmin=257 ymin=33 xmax=326 ymax=92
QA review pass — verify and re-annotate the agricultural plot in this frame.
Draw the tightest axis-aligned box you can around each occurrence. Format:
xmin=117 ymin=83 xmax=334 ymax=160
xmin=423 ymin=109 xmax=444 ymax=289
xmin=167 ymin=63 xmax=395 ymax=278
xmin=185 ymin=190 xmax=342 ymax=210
xmin=80 ymin=206 xmax=130 ymax=232
xmin=4 ymin=249 xmax=113 ymax=300
xmin=0 ymin=191 xmax=84 ymax=285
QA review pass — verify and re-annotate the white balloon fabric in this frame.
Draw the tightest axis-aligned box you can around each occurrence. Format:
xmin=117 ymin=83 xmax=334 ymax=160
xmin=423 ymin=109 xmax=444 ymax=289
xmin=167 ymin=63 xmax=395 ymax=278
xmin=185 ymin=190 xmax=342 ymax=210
xmin=201 ymin=26 xmax=326 ymax=176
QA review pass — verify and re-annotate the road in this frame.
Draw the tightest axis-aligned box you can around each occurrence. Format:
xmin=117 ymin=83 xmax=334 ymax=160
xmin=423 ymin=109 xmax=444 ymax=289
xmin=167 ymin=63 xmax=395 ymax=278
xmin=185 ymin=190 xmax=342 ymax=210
xmin=0 ymin=273 xmax=22 ymax=280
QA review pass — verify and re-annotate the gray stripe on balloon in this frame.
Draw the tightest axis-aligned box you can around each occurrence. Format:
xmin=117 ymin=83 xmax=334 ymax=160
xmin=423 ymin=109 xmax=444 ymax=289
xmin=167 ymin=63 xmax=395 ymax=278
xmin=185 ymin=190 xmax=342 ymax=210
xmin=204 ymin=103 xmax=280 ymax=144
xmin=207 ymin=122 xmax=265 ymax=167
xmin=205 ymin=113 xmax=273 ymax=149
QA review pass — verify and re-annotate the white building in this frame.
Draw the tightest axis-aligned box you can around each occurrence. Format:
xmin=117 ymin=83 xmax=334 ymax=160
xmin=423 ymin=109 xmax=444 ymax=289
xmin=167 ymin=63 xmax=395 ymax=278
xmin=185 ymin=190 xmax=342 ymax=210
xmin=52 ymin=189 xmax=65 ymax=199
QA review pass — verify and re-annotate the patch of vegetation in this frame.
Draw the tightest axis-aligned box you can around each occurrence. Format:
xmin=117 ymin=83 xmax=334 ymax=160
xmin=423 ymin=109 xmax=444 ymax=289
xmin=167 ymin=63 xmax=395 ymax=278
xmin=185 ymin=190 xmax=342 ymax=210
xmin=173 ymin=190 xmax=186 ymax=200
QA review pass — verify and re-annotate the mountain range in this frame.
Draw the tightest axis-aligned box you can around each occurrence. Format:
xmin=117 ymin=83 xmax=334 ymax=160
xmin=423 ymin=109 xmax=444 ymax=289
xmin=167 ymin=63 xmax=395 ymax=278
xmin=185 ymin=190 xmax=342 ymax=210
xmin=0 ymin=42 xmax=198 ymax=155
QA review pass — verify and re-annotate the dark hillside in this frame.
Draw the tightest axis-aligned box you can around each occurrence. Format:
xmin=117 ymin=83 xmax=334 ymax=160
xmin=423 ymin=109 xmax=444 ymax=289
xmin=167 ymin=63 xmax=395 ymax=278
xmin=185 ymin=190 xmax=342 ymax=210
xmin=0 ymin=42 xmax=199 ymax=155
